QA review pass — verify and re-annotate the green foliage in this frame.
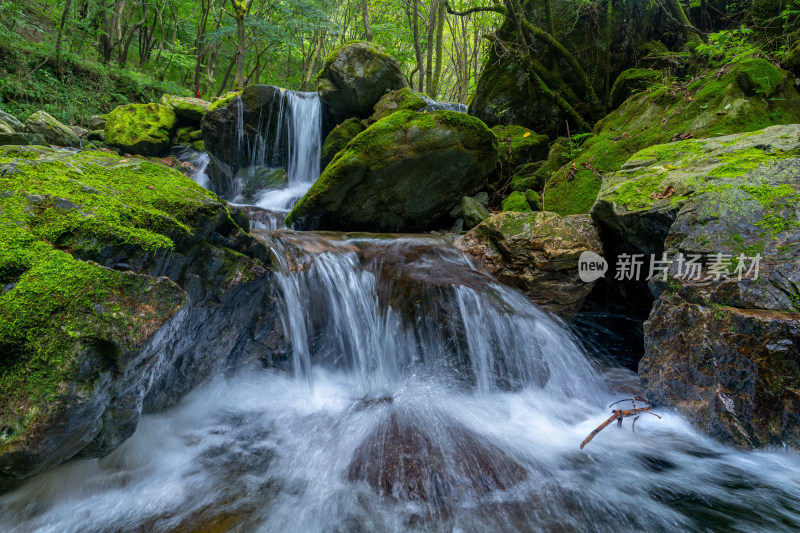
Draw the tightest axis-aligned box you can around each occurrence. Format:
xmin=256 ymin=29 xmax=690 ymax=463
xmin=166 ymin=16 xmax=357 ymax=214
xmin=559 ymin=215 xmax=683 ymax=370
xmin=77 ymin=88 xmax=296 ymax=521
xmin=695 ymin=27 xmax=760 ymax=66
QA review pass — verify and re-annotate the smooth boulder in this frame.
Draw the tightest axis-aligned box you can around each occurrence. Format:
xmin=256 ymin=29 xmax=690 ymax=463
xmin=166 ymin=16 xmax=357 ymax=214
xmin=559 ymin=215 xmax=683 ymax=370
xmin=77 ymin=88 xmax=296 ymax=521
xmin=286 ymin=110 xmax=498 ymax=232
xmin=317 ymin=42 xmax=407 ymax=124
xmin=24 ymin=110 xmax=81 ymax=148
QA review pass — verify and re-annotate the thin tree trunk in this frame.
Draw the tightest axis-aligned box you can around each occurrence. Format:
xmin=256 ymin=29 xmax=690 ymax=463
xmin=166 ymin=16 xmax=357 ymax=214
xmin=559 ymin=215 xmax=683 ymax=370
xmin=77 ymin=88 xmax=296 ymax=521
xmin=362 ymin=0 xmax=372 ymax=41
xmin=56 ymin=0 xmax=73 ymax=78
xmin=413 ymin=0 xmax=424 ymax=91
xmin=425 ymin=0 xmax=439 ymax=95
xmin=431 ymin=0 xmax=445 ymax=99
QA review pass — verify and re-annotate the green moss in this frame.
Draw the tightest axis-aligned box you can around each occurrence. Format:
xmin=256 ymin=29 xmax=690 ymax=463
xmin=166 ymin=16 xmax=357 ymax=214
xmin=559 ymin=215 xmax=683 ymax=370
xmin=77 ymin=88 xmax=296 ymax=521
xmin=493 ymin=124 xmax=549 ymax=169
xmin=321 ymin=118 xmax=365 ymax=168
xmin=543 ymin=59 xmax=800 ymax=216
xmin=0 ymin=147 xmax=224 ymax=438
xmin=104 ymin=103 xmax=177 ymax=154
xmin=367 ymin=88 xmax=429 ymax=124
xmin=609 ymin=68 xmax=664 ymax=110
xmin=191 ymin=140 xmax=205 ymax=151
xmin=208 ymin=91 xmax=242 ymax=112
xmin=502 ymin=191 xmax=533 ymax=212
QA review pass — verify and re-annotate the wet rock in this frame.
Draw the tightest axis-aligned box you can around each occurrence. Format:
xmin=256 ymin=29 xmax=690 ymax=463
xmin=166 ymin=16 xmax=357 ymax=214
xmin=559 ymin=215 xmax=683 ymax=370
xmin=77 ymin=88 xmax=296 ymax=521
xmin=456 ymin=211 xmax=602 ymax=318
xmin=346 ymin=408 xmax=526 ymax=508
xmin=317 ymin=41 xmax=408 ymax=124
xmin=24 ymin=111 xmax=81 ymax=148
xmin=286 ymin=110 xmax=498 ymax=232
xmin=597 ymin=125 xmax=800 ymax=448
xmin=201 ymin=85 xmax=291 ymax=199
xmin=104 ymin=103 xmax=177 ymax=157
xmin=641 ymin=296 xmax=800 ymax=448
xmin=0 ymin=145 xmax=280 ymax=479
xmin=237 ymin=166 xmax=288 ymax=203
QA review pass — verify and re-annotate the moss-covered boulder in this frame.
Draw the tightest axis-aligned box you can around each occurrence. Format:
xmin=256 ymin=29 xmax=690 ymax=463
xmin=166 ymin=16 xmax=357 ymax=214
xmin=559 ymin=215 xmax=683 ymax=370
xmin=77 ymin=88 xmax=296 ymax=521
xmin=24 ymin=111 xmax=81 ymax=148
xmin=493 ymin=125 xmax=549 ymax=167
xmin=317 ymin=42 xmax=408 ymax=124
xmin=176 ymin=126 xmax=202 ymax=145
xmin=160 ymin=94 xmax=211 ymax=122
xmin=321 ymin=118 xmax=364 ymax=170
xmin=0 ymin=133 xmax=47 ymax=146
xmin=589 ymin=125 xmax=800 ymax=448
xmin=0 ymin=146 xmax=279 ymax=479
xmin=0 ymin=121 xmax=13 ymax=135
xmin=501 ymin=191 xmax=532 ymax=212
xmin=510 ymin=137 xmax=573 ymax=193
xmin=366 ymin=87 xmax=428 ymax=125
xmin=455 ymin=211 xmax=602 ymax=318
xmin=104 ymin=103 xmax=177 ymax=157
xmin=286 ymin=110 xmax=498 ymax=232
xmin=208 ymin=91 xmax=242 ymax=112
xmin=609 ymin=68 xmax=663 ymax=110
xmin=543 ymin=59 xmax=800 ymax=216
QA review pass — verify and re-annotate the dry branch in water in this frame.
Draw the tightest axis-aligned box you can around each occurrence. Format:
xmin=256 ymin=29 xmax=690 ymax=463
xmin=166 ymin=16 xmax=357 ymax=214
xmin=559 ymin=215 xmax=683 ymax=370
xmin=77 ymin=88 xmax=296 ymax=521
xmin=580 ymin=396 xmax=662 ymax=449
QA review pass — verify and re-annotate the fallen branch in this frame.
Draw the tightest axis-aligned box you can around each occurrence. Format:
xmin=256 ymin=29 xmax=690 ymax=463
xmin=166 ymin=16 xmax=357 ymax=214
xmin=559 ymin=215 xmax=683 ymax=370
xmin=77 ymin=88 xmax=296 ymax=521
xmin=580 ymin=396 xmax=661 ymax=449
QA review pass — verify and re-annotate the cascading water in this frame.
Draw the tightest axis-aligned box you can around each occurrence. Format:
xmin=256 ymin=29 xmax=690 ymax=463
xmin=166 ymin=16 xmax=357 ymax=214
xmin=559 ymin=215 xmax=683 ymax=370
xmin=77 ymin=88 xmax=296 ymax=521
xmin=231 ymin=90 xmax=322 ymax=212
xmin=3 ymin=232 xmax=800 ymax=533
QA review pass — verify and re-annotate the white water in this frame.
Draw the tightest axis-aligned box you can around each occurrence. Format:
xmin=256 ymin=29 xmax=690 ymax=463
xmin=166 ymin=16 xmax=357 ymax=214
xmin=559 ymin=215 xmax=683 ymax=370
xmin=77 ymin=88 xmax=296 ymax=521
xmin=247 ymin=90 xmax=322 ymax=212
xmin=3 ymin=234 xmax=799 ymax=532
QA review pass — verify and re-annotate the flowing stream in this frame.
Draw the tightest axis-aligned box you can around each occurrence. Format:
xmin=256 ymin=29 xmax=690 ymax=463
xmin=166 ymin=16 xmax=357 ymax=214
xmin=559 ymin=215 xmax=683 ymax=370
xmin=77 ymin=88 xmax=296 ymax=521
xmin=1 ymin=233 xmax=800 ymax=533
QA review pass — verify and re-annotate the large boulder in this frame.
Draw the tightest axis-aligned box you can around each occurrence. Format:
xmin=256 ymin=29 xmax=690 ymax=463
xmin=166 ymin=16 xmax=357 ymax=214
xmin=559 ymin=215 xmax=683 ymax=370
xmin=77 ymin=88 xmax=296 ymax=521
xmin=543 ymin=59 xmax=800 ymax=216
xmin=590 ymin=124 xmax=800 ymax=448
xmin=285 ymin=110 xmax=498 ymax=232
xmin=455 ymin=211 xmax=603 ymax=318
xmin=0 ymin=146 xmax=280 ymax=479
xmin=317 ymin=42 xmax=408 ymax=124
xmin=24 ymin=110 xmax=81 ymax=148
xmin=365 ymin=87 xmax=428 ymax=125
xmin=104 ymin=103 xmax=177 ymax=156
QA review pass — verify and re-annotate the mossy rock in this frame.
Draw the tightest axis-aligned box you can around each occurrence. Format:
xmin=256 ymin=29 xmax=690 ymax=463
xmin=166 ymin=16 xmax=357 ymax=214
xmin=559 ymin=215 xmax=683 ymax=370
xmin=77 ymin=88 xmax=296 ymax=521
xmin=366 ymin=87 xmax=429 ymax=125
xmin=462 ymin=195 xmax=490 ymax=228
xmin=317 ymin=41 xmax=408 ymax=123
xmin=609 ymin=68 xmax=664 ymax=110
xmin=176 ymin=126 xmax=202 ymax=145
xmin=286 ymin=110 xmax=498 ymax=232
xmin=501 ymin=191 xmax=532 ymax=212
xmin=321 ymin=118 xmax=365 ymax=169
xmin=0 ymin=110 xmax=24 ymax=133
xmin=104 ymin=103 xmax=177 ymax=157
xmin=160 ymin=94 xmax=211 ymax=122
xmin=544 ymin=59 xmax=800 ymax=216
xmin=0 ymin=145 xmax=238 ymax=478
xmin=208 ymin=91 xmax=242 ymax=112
xmin=24 ymin=111 xmax=81 ymax=148
xmin=511 ymin=137 xmax=574 ymax=193
xmin=493 ymin=124 xmax=549 ymax=171
xmin=237 ymin=166 xmax=288 ymax=202
xmin=191 ymin=140 xmax=205 ymax=152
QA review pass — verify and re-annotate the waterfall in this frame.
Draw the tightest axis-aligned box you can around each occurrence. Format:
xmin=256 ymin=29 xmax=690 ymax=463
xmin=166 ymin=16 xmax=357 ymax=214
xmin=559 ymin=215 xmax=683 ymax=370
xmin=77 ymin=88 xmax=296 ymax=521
xmin=3 ymin=233 xmax=800 ymax=533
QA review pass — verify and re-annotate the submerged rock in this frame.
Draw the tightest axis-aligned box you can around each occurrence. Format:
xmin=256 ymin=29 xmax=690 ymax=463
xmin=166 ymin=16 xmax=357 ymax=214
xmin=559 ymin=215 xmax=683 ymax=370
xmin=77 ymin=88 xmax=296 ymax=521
xmin=317 ymin=41 xmax=408 ymax=124
xmin=593 ymin=124 xmax=800 ymax=448
xmin=347 ymin=407 xmax=527 ymax=508
xmin=0 ymin=146 xmax=280 ymax=479
xmin=286 ymin=110 xmax=498 ymax=232
xmin=104 ymin=103 xmax=177 ymax=156
xmin=456 ymin=211 xmax=602 ymax=318
xmin=24 ymin=110 xmax=81 ymax=148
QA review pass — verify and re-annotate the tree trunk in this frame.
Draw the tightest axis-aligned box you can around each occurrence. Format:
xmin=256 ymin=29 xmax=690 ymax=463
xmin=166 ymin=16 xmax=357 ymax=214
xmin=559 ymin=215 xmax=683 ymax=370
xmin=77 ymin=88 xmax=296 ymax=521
xmin=413 ymin=0 xmax=424 ymax=91
xmin=425 ymin=0 xmax=439 ymax=95
xmin=56 ymin=0 xmax=73 ymax=79
xmin=431 ymin=0 xmax=446 ymax=99
xmin=362 ymin=0 xmax=372 ymax=41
